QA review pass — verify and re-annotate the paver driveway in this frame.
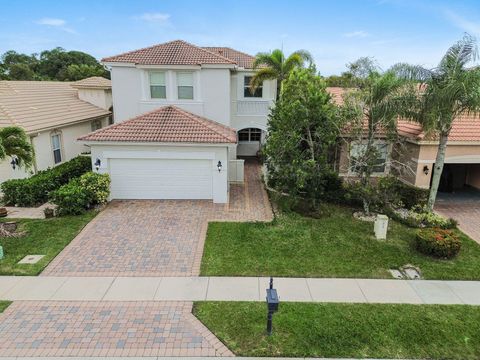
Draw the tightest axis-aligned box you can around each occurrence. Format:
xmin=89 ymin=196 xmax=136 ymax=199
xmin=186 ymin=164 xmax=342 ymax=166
xmin=43 ymin=159 xmax=273 ymax=277
xmin=435 ymin=190 xmax=480 ymax=244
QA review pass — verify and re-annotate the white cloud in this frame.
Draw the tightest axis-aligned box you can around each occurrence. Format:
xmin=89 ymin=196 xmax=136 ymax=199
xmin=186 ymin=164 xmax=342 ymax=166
xmin=343 ymin=30 xmax=369 ymax=38
xmin=136 ymin=12 xmax=171 ymax=24
xmin=443 ymin=9 xmax=480 ymax=36
xmin=36 ymin=18 xmax=66 ymax=26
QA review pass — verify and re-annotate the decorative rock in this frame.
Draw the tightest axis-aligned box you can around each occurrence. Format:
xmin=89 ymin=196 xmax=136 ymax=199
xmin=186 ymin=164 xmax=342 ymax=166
xmin=388 ymin=269 xmax=404 ymax=279
xmin=401 ymin=264 xmax=422 ymax=280
xmin=353 ymin=211 xmax=376 ymax=222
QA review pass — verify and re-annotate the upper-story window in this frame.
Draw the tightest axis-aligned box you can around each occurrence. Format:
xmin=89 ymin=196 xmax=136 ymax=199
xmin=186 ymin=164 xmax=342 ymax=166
xmin=149 ymin=72 xmax=166 ymax=99
xmin=51 ymin=133 xmax=63 ymax=164
xmin=177 ymin=72 xmax=194 ymax=100
xmin=244 ymin=76 xmax=262 ymax=98
xmin=91 ymin=119 xmax=102 ymax=131
xmin=238 ymin=128 xmax=262 ymax=142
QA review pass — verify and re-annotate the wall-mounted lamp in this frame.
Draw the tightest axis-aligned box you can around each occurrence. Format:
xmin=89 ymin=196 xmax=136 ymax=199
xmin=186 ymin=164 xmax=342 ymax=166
xmin=423 ymin=165 xmax=429 ymax=175
xmin=10 ymin=157 xmax=18 ymax=170
xmin=94 ymin=158 xmax=101 ymax=171
xmin=217 ymin=161 xmax=222 ymax=173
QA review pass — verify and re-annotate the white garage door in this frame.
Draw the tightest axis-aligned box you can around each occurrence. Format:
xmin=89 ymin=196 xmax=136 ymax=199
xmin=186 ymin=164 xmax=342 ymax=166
xmin=109 ymin=158 xmax=213 ymax=199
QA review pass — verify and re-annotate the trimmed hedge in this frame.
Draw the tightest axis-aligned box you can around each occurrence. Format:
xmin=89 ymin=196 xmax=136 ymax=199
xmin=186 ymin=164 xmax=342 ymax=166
xmin=1 ymin=156 xmax=91 ymax=207
xmin=50 ymin=172 xmax=110 ymax=215
xmin=377 ymin=176 xmax=429 ymax=209
xmin=415 ymin=228 xmax=461 ymax=259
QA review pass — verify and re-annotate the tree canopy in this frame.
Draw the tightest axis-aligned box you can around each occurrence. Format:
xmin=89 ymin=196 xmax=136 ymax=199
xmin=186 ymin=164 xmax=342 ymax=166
xmin=0 ymin=47 xmax=109 ymax=81
xmin=264 ymin=68 xmax=341 ymax=209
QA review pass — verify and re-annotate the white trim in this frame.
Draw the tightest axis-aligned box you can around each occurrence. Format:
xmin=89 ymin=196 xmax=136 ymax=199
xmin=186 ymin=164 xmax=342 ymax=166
xmin=137 ymin=64 xmax=201 ymax=70
xmin=81 ymin=141 xmax=234 ymax=147
xmin=102 ymin=150 xmax=216 ymax=160
xmin=102 ymin=62 xmax=135 ymax=67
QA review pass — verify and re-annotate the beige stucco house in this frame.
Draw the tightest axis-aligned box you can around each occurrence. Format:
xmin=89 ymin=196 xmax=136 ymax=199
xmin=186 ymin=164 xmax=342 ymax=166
xmin=0 ymin=77 xmax=112 ymax=185
xmin=328 ymin=87 xmax=480 ymax=192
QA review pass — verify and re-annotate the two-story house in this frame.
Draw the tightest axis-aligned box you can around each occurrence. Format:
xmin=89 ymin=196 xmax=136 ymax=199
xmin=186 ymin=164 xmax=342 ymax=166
xmin=80 ymin=40 xmax=276 ymax=203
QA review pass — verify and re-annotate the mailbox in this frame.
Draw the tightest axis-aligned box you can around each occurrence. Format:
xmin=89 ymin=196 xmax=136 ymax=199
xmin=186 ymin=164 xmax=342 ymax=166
xmin=266 ymin=288 xmax=279 ymax=312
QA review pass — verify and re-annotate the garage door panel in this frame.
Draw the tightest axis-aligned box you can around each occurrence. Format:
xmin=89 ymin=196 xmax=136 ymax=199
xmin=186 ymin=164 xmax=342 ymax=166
xmin=109 ymin=158 xmax=213 ymax=199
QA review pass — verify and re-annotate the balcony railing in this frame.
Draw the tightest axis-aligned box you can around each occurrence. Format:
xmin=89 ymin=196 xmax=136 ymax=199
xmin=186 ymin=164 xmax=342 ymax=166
xmin=235 ymin=100 xmax=272 ymax=116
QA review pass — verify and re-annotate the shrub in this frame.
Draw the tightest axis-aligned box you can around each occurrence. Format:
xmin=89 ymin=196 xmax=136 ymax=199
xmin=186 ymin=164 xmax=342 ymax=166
xmin=408 ymin=205 xmax=458 ymax=229
xmin=415 ymin=228 xmax=461 ymax=259
xmin=79 ymin=172 xmax=110 ymax=204
xmin=49 ymin=179 xmax=90 ymax=215
xmin=1 ymin=156 xmax=91 ymax=206
xmin=377 ymin=176 xmax=429 ymax=209
xmin=49 ymin=172 xmax=110 ymax=215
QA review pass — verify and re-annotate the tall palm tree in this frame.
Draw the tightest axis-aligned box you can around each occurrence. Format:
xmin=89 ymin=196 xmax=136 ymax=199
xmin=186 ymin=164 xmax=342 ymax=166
xmin=0 ymin=126 xmax=34 ymax=169
xmin=250 ymin=49 xmax=313 ymax=100
xmin=392 ymin=34 xmax=480 ymax=210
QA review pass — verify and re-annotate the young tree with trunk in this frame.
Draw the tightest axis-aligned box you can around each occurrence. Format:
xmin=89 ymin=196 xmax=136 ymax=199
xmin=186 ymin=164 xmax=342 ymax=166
xmin=264 ymin=68 xmax=340 ymax=209
xmin=250 ymin=49 xmax=313 ymax=100
xmin=392 ymin=34 xmax=480 ymax=210
xmin=339 ymin=61 xmax=417 ymax=215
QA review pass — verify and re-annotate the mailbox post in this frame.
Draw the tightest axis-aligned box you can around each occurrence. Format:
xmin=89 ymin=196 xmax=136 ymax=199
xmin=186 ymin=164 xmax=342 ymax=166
xmin=266 ymin=277 xmax=279 ymax=336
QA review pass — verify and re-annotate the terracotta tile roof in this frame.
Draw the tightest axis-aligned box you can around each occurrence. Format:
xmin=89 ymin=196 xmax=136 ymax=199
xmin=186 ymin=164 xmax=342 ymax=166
xmin=79 ymin=105 xmax=237 ymax=144
xmin=326 ymin=87 xmax=480 ymax=142
xmin=102 ymin=40 xmax=236 ymax=66
xmin=72 ymin=76 xmax=111 ymax=89
xmin=202 ymin=47 xmax=256 ymax=69
xmin=0 ymin=81 xmax=111 ymax=134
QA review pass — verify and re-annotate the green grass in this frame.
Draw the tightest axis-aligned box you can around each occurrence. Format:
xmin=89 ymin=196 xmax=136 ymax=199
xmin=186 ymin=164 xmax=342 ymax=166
xmin=201 ymin=204 xmax=480 ymax=279
xmin=194 ymin=302 xmax=480 ymax=359
xmin=0 ymin=301 xmax=11 ymax=313
xmin=0 ymin=211 xmax=97 ymax=275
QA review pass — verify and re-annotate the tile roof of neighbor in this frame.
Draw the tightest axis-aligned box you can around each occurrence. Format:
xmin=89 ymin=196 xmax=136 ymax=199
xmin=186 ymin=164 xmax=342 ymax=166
xmin=79 ymin=105 xmax=237 ymax=144
xmin=202 ymin=47 xmax=256 ymax=69
xmin=326 ymin=87 xmax=480 ymax=142
xmin=72 ymin=76 xmax=111 ymax=89
xmin=102 ymin=40 xmax=237 ymax=66
xmin=0 ymin=80 xmax=111 ymax=134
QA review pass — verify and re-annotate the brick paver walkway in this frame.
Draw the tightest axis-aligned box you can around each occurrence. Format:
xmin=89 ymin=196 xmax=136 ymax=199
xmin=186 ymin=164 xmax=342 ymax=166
xmin=42 ymin=160 xmax=273 ymax=277
xmin=0 ymin=301 xmax=232 ymax=357
xmin=435 ymin=191 xmax=480 ymax=244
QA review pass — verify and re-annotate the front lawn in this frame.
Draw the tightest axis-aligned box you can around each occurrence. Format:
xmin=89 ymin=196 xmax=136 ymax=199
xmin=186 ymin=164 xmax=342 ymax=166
xmin=201 ymin=204 xmax=480 ymax=279
xmin=194 ymin=302 xmax=480 ymax=359
xmin=0 ymin=301 xmax=11 ymax=313
xmin=0 ymin=211 xmax=97 ymax=275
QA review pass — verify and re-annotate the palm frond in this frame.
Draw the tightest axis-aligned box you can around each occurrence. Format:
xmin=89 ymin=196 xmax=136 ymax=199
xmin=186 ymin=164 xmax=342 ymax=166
xmin=253 ymin=51 xmax=282 ymax=70
xmin=0 ymin=126 xmax=34 ymax=167
xmin=438 ymin=33 xmax=478 ymax=74
xmin=250 ymin=67 xmax=277 ymax=90
xmin=389 ymin=63 xmax=433 ymax=82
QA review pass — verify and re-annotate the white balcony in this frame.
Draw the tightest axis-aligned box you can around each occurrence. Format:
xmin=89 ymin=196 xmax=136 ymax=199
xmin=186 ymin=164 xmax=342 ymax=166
xmin=235 ymin=100 xmax=272 ymax=116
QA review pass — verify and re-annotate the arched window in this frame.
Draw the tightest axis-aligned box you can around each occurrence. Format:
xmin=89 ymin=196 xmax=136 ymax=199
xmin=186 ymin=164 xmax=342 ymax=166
xmin=238 ymin=128 xmax=262 ymax=142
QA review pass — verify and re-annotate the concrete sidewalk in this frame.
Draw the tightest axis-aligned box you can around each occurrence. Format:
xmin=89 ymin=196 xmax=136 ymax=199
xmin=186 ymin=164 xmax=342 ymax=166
xmin=0 ymin=357 xmax=401 ymax=360
xmin=1 ymin=276 xmax=479 ymax=305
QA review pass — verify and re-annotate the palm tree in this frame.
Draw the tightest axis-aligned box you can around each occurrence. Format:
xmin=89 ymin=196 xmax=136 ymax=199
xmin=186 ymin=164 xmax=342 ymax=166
xmin=250 ymin=49 xmax=313 ymax=100
xmin=339 ymin=58 xmax=417 ymax=214
xmin=392 ymin=34 xmax=480 ymax=210
xmin=0 ymin=126 xmax=34 ymax=169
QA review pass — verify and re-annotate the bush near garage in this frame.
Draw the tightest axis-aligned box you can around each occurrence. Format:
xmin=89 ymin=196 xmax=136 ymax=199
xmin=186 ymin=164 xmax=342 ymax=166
xmin=415 ymin=228 xmax=461 ymax=259
xmin=50 ymin=172 xmax=110 ymax=215
xmin=1 ymin=156 xmax=91 ymax=206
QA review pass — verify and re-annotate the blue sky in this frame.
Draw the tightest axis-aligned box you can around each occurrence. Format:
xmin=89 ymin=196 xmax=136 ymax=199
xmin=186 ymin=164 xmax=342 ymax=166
xmin=1 ymin=0 xmax=479 ymax=75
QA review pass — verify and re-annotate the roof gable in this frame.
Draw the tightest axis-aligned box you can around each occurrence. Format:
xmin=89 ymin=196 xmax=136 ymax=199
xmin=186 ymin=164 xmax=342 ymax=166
xmin=202 ymin=47 xmax=256 ymax=69
xmin=102 ymin=40 xmax=236 ymax=66
xmin=79 ymin=105 xmax=237 ymax=144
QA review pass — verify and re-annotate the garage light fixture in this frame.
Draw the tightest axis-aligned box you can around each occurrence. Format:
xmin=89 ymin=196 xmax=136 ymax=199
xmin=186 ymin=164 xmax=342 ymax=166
xmin=94 ymin=158 xmax=101 ymax=171
xmin=217 ymin=161 xmax=222 ymax=173
xmin=10 ymin=157 xmax=18 ymax=170
xmin=423 ymin=165 xmax=429 ymax=175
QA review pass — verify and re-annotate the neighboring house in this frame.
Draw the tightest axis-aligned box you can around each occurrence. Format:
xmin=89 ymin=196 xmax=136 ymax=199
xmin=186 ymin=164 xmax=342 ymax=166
xmin=79 ymin=40 xmax=276 ymax=203
xmin=328 ymin=87 xmax=480 ymax=192
xmin=0 ymin=77 xmax=112 ymax=185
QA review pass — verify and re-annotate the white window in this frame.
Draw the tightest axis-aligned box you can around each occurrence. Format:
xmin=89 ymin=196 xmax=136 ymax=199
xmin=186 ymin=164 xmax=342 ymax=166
xmin=177 ymin=72 xmax=194 ymax=100
xmin=91 ymin=119 xmax=102 ymax=131
xmin=350 ymin=142 xmax=388 ymax=174
xmin=51 ymin=134 xmax=62 ymax=164
xmin=238 ymin=128 xmax=262 ymax=142
xmin=149 ymin=72 xmax=166 ymax=99
xmin=244 ymin=76 xmax=262 ymax=98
